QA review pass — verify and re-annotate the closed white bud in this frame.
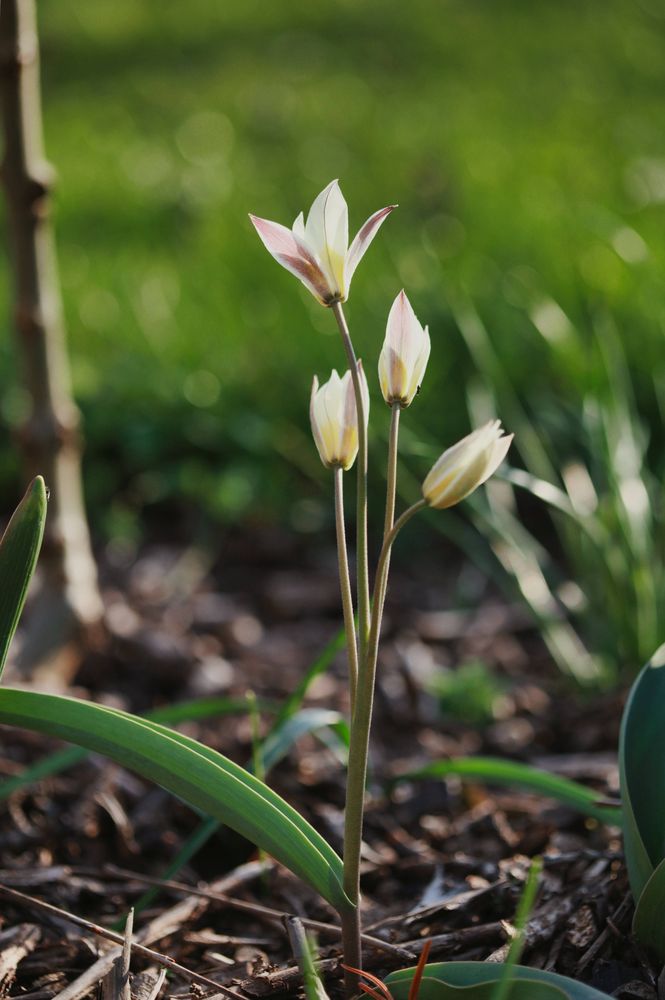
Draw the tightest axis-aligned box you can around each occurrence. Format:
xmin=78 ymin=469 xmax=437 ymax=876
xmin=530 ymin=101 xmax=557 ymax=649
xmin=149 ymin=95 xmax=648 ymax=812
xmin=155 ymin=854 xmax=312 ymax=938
xmin=378 ymin=290 xmax=431 ymax=407
xmin=309 ymin=362 xmax=369 ymax=471
xmin=423 ymin=420 xmax=513 ymax=509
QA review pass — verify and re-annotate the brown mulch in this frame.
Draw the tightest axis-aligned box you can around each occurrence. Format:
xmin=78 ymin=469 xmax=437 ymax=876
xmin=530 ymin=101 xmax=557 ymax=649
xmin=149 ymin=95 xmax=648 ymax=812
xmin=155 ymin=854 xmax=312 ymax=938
xmin=0 ymin=527 xmax=656 ymax=999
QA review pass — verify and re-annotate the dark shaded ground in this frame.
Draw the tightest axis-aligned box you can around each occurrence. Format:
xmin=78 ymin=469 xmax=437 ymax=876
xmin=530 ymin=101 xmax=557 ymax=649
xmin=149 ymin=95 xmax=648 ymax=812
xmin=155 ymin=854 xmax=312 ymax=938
xmin=0 ymin=529 xmax=653 ymax=999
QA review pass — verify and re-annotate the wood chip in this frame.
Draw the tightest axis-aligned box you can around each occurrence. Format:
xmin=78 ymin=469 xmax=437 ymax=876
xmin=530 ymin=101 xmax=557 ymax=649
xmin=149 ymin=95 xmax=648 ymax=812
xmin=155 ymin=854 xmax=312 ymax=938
xmin=0 ymin=923 xmax=41 ymax=995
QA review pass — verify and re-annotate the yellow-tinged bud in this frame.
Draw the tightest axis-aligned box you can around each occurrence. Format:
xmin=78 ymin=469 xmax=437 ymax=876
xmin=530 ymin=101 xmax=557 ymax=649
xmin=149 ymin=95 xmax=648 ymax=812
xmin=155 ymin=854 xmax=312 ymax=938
xmin=423 ymin=420 xmax=513 ymax=509
xmin=309 ymin=362 xmax=369 ymax=471
xmin=378 ymin=290 xmax=430 ymax=407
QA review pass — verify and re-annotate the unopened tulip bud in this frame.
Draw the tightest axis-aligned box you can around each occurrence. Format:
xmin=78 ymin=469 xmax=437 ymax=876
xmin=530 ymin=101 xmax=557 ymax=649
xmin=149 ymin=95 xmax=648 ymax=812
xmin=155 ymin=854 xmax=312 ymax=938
xmin=250 ymin=180 xmax=396 ymax=306
xmin=423 ymin=420 xmax=513 ymax=509
xmin=378 ymin=290 xmax=431 ymax=407
xmin=310 ymin=363 xmax=370 ymax=471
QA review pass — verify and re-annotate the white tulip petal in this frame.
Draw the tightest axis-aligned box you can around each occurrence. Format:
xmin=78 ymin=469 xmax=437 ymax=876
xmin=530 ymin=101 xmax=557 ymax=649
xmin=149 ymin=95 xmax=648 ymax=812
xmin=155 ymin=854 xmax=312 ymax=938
xmin=252 ymin=184 xmax=395 ymax=306
xmin=423 ymin=421 xmax=512 ymax=509
xmin=304 ymin=180 xmax=348 ymax=293
xmin=379 ymin=291 xmax=430 ymax=406
xmin=309 ymin=363 xmax=367 ymax=471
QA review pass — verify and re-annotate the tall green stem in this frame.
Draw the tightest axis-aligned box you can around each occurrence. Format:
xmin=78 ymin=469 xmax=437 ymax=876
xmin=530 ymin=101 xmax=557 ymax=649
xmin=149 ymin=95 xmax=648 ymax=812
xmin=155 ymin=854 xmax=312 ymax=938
xmin=334 ymin=468 xmax=358 ymax=714
xmin=331 ymin=302 xmax=370 ymax=660
xmin=377 ymin=403 xmax=401 ymax=617
xmin=340 ymin=497 xmax=426 ymax=989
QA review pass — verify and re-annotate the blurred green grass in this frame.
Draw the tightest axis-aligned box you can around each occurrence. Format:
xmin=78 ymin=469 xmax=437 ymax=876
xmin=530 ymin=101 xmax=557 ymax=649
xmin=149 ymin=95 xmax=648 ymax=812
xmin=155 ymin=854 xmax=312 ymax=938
xmin=2 ymin=0 xmax=665 ymax=540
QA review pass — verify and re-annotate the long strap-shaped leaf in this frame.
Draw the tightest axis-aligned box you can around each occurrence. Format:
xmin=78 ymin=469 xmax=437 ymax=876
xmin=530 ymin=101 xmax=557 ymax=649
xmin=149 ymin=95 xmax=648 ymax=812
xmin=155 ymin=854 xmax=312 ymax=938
xmin=392 ymin=756 xmax=622 ymax=826
xmin=0 ymin=477 xmax=47 ymax=679
xmin=0 ymin=686 xmax=349 ymax=912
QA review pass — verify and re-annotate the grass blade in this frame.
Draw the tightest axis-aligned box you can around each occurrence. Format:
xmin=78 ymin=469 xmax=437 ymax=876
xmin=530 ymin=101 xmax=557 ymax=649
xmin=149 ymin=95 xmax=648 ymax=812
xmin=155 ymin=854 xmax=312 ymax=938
xmin=391 ymin=756 xmax=621 ymax=826
xmin=273 ymin=627 xmax=347 ymax=729
xmin=491 ymin=857 xmax=542 ymax=1000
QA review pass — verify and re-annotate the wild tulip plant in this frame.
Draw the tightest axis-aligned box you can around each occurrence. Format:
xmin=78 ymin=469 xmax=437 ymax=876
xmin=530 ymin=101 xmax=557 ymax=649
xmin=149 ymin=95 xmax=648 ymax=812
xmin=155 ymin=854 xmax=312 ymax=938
xmin=252 ymin=179 xmax=512 ymax=990
xmin=0 ymin=184 xmax=629 ymax=1000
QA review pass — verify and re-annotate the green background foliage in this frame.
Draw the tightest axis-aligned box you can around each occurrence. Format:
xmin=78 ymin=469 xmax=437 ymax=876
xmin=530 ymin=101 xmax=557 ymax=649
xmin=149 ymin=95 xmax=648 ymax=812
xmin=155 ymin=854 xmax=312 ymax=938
xmin=1 ymin=0 xmax=664 ymax=549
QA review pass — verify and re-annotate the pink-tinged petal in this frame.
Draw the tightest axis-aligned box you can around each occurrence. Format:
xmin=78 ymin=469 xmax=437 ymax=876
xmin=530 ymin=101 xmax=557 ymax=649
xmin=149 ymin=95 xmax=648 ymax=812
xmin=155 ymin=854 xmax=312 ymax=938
xmin=250 ymin=214 xmax=304 ymax=258
xmin=249 ymin=214 xmax=333 ymax=304
xmin=387 ymin=289 xmax=418 ymax=365
xmin=379 ymin=290 xmax=429 ymax=406
xmin=345 ymin=204 xmax=397 ymax=287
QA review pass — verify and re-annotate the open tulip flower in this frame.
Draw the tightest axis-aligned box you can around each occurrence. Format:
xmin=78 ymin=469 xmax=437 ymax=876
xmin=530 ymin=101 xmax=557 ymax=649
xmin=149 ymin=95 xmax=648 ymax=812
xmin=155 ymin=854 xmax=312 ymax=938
xmin=379 ymin=290 xmax=431 ymax=407
xmin=310 ymin=363 xmax=369 ymax=471
xmin=250 ymin=180 xmax=396 ymax=306
xmin=423 ymin=420 xmax=513 ymax=509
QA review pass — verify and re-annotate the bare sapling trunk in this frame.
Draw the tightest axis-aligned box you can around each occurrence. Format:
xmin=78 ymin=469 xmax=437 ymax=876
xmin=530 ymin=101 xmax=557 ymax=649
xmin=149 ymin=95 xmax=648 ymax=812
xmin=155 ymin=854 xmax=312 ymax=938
xmin=0 ymin=0 xmax=103 ymax=673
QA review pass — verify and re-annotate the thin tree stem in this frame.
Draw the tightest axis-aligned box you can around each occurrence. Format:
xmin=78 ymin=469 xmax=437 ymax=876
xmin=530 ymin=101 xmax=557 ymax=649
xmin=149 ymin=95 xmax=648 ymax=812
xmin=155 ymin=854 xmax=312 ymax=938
xmin=330 ymin=301 xmax=370 ymax=661
xmin=0 ymin=0 xmax=102 ymax=663
xmin=334 ymin=467 xmax=358 ymax=714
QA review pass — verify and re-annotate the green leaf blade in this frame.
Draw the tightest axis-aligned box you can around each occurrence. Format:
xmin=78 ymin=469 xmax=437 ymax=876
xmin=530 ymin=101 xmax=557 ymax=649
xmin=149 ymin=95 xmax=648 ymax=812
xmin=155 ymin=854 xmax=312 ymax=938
xmin=633 ymin=857 xmax=665 ymax=960
xmin=0 ymin=687 xmax=349 ymax=913
xmin=392 ymin=756 xmax=621 ymax=826
xmin=0 ymin=477 xmax=47 ymax=678
xmin=385 ymin=962 xmax=612 ymax=1000
xmin=619 ymin=645 xmax=665 ymax=900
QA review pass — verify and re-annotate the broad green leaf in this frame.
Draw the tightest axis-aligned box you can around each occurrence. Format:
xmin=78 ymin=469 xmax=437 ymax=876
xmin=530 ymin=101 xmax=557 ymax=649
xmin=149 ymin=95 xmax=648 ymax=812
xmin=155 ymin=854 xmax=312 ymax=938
xmin=392 ymin=757 xmax=621 ymax=826
xmin=0 ymin=478 xmax=47 ymax=679
xmin=0 ymin=687 xmax=349 ymax=912
xmin=127 ymin=706 xmax=349 ymax=918
xmin=618 ymin=644 xmax=665 ymax=900
xmin=396 ymin=976 xmax=566 ymax=999
xmin=633 ymin=856 xmax=665 ymax=959
xmin=385 ymin=962 xmax=611 ymax=1000
xmin=0 ymin=695 xmax=269 ymax=801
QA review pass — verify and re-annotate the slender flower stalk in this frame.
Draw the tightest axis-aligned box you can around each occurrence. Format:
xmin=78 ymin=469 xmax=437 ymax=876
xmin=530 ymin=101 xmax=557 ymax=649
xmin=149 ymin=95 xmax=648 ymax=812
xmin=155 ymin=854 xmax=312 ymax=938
xmin=373 ymin=403 xmax=401 ymax=637
xmin=341 ymin=498 xmax=427 ymax=986
xmin=384 ymin=404 xmax=401 ymax=539
xmin=331 ymin=302 xmax=371 ymax=660
xmin=334 ymin=468 xmax=359 ymax=712
xmin=329 ymin=301 xmax=371 ymax=994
